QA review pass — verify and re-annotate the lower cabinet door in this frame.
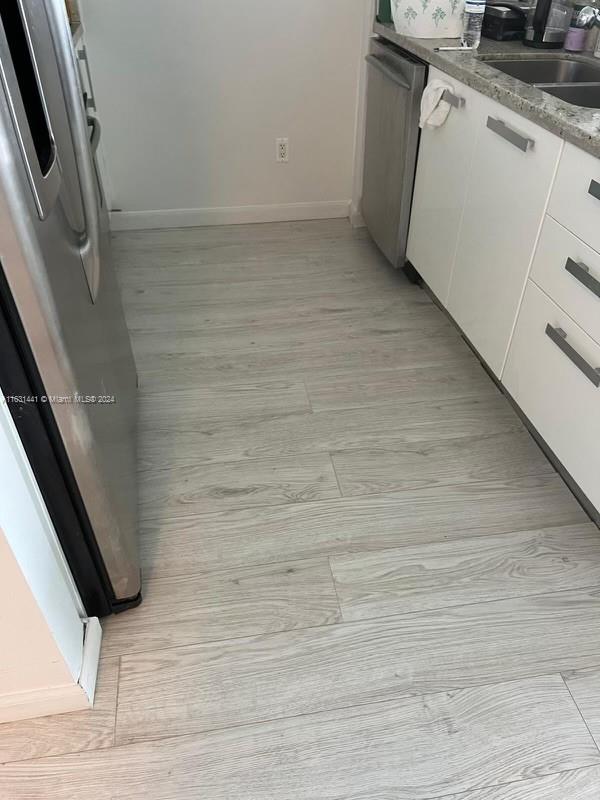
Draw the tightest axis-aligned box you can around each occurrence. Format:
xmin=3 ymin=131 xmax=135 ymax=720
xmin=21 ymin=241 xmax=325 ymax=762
xmin=447 ymin=97 xmax=563 ymax=377
xmin=407 ymin=69 xmax=478 ymax=305
xmin=504 ymin=281 xmax=600 ymax=514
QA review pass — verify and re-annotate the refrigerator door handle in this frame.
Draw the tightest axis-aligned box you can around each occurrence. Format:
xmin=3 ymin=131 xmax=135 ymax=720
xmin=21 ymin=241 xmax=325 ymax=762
xmin=0 ymin=1 xmax=62 ymax=220
xmin=87 ymin=114 xmax=101 ymax=155
xmin=45 ymin=0 xmax=101 ymax=303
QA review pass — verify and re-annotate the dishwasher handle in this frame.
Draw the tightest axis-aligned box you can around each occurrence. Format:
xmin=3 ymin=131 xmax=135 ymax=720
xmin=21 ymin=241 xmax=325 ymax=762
xmin=366 ymin=54 xmax=412 ymax=91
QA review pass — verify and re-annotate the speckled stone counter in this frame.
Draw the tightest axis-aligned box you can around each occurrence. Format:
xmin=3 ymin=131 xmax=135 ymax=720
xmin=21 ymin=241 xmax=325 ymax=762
xmin=374 ymin=20 xmax=600 ymax=158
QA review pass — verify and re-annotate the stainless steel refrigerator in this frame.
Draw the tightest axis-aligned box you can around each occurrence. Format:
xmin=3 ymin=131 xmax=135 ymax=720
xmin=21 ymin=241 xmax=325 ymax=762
xmin=0 ymin=0 xmax=140 ymax=616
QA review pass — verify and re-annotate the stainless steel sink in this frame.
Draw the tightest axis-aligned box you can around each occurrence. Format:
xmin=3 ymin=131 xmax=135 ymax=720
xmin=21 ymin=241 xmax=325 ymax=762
xmin=539 ymin=83 xmax=600 ymax=107
xmin=484 ymin=57 xmax=600 ymax=84
xmin=482 ymin=55 xmax=600 ymax=108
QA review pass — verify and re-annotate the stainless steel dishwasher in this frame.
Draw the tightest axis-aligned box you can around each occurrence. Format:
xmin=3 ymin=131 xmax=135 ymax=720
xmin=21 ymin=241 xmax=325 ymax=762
xmin=362 ymin=39 xmax=427 ymax=269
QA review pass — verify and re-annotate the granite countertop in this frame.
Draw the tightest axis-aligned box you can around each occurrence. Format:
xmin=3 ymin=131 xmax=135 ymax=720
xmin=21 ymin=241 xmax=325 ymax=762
xmin=374 ymin=20 xmax=600 ymax=158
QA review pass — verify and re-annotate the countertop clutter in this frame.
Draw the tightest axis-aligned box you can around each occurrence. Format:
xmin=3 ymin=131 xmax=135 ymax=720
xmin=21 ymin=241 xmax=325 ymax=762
xmin=375 ymin=20 xmax=600 ymax=157
xmin=65 ymin=0 xmax=82 ymax=43
xmin=64 ymin=0 xmax=80 ymax=25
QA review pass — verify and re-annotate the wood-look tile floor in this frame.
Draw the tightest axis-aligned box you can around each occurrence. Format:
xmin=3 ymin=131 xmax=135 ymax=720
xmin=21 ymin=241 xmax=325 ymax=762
xmin=2 ymin=219 xmax=600 ymax=799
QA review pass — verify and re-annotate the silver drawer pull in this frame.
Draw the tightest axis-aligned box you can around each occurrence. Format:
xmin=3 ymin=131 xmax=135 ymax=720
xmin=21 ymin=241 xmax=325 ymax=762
xmin=486 ymin=116 xmax=534 ymax=152
xmin=588 ymin=179 xmax=600 ymax=202
xmin=442 ymin=90 xmax=465 ymax=109
xmin=546 ymin=324 xmax=600 ymax=388
xmin=565 ymin=257 xmax=600 ymax=300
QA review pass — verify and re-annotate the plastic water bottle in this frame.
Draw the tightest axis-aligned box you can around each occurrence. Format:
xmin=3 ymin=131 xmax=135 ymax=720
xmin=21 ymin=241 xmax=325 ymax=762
xmin=461 ymin=0 xmax=486 ymax=48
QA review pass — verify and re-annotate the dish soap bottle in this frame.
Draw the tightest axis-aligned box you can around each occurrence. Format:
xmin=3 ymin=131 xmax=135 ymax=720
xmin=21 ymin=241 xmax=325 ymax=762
xmin=461 ymin=0 xmax=487 ymax=48
xmin=565 ymin=4 xmax=590 ymax=50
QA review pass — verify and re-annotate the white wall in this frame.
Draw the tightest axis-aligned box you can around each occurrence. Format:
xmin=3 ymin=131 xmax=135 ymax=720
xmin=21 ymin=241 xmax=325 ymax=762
xmin=0 ymin=529 xmax=73 ymax=695
xmin=0 ymin=395 xmax=98 ymax=723
xmin=79 ymin=0 xmax=372 ymax=229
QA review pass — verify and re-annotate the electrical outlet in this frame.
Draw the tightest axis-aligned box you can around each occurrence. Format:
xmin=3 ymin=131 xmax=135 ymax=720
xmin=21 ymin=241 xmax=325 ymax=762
xmin=276 ymin=138 xmax=289 ymax=163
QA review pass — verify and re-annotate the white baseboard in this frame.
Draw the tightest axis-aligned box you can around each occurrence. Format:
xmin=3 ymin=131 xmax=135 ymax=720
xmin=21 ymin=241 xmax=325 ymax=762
xmin=350 ymin=204 xmax=366 ymax=229
xmin=109 ymin=200 xmax=351 ymax=231
xmin=0 ymin=617 xmax=101 ymax=724
xmin=79 ymin=617 xmax=102 ymax=705
xmin=0 ymin=682 xmax=90 ymax=724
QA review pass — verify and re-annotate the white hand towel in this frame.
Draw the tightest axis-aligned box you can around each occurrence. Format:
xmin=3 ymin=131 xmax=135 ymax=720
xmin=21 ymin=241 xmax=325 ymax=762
xmin=419 ymin=80 xmax=454 ymax=130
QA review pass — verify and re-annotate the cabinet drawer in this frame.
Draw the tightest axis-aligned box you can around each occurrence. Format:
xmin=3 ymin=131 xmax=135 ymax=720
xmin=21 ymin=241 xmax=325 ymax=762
xmin=548 ymin=142 xmax=600 ymax=254
xmin=504 ymin=281 xmax=600 ymax=513
xmin=531 ymin=216 xmax=600 ymax=346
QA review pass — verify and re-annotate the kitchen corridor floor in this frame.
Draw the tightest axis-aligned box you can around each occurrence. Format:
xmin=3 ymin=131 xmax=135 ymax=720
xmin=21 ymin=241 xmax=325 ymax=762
xmin=3 ymin=219 xmax=600 ymax=798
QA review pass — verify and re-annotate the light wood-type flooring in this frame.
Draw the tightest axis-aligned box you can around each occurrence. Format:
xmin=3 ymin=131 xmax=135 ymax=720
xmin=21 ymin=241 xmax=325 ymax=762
xmin=2 ymin=219 xmax=600 ymax=799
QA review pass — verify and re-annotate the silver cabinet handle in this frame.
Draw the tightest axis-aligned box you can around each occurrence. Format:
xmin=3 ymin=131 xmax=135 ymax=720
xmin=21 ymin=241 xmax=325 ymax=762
xmin=565 ymin=257 xmax=600 ymax=300
xmin=486 ymin=116 xmax=534 ymax=152
xmin=588 ymin=179 xmax=600 ymax=202
xmin=365 ymin=54 xmax=411 ymax=91
xmin=77 ymin=45 xmax=97 ymax=111
xmin=546 ymin=324 xmax=600 ymax=388
xmin=442 ymin=89 xmax=465 ymax=109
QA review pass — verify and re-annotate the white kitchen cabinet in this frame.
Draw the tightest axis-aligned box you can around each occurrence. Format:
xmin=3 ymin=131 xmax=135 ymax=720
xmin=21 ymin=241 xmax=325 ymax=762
xmin=408 ymin=77 xmax=562 ymax=377
xmin=504 ymin=281 xmax=600 ymax=513
xmin=447 ymin=97 xmax=563 ymax=377
xmin=406 ymin=68 xmax=600 ymax=515
xmin=548 ymin=141 xmax=600 ymax=255
xmin=531 ymin=216 xmax=600 ymax=347
xmin=406 ymin=68 xmax=479 ymax=305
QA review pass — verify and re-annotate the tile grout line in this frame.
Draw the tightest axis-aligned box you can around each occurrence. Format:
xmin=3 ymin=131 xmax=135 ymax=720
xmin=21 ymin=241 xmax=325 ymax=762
xmin=302 ymin=379 xmax=314 ymax=414
xmin=138 ymin=371 xmax=487 ymax=405
xmin=136 ymin=463 xmax=578 ymax=521
xmin=102 ymin=670 xmax=600 ymax=757
xmin=104 ymin=616 xmax=345 ymax=662
xmin=8 ymin=669 xmax=600 ymax=770
xmin=328 ymin=452 xmax=344 ymax=499
xmin=199 ymin=395 xmax=487 ymax=419
xmin=103 ymin=581 xmax=600 ymax=662
xmin=137 ymin=467 xmax=567 ymax=524
xmin=293 ymin=581 xmax=600 ymax=630
xmin=560 ymin=672 xmax=600 ymax=756
xmin=134 ymin=420 xmax=527 ymax=473
xmin=136 ymin=392 xmax=524 ymax=428
xmin=135 ymin=450 xmax=336 ymax=476
xmin=133 ymin=349 xmax=474 ymax=386
xmin=112 ymin=656 xmax=122 ymax=747
xmin=425 ymin=762 xmax=600 ymax=800
xmin=122 ymin=299 xmax=448 ymax=328
xmin=326 ymin=556 xmax=344 ymax=624
xmin=137 ymin=517 xmax=594 ymax=585
xmin=138 ymin=554 xmax=342 ymax=585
